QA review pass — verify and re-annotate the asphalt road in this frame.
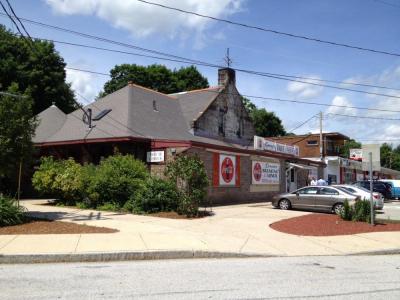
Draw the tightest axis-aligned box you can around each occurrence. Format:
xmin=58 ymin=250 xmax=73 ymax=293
xmin=1 ymin=255 xmax=400 ymax=299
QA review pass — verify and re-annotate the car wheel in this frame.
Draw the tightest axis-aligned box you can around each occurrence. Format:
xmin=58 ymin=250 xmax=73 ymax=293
xmin=333 ymin=203 xmax=344 ymax=215
xmin=279 ymin=199 xmax=291 ymax=210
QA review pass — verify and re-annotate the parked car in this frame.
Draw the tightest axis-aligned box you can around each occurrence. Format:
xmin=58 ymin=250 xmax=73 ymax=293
xmin=272 ymin=186 xmax=359 ymax=214
xmin=352 ymin=181 xmax=392 ymax=199
xmin=380 ymin=179 xmax=400 ymax=199
xmin=333 ymin=185 xmax=384 ymax=210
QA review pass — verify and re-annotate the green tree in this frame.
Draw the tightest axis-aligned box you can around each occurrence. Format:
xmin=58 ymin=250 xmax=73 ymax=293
xmin=0 ymin=25 xmax=76 ymax=115
xmin=340 ymin=139 xmax=362 ymax=158
xmin=250 ymin=108 xmax=286 ymax=137
xmin=0 ymin=84 xmax=37 ymax=194
xmin=241 ymin=96 xmax=256 ymax=114
xmin=99 ymin=64 xmax=209 ymax=97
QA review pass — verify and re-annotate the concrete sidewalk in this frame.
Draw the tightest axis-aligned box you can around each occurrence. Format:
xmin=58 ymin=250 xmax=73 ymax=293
xmin=1 ymin=200 xmax=400 ymax=261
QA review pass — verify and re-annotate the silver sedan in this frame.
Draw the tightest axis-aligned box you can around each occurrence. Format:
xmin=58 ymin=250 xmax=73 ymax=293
xmin=272 ymin=186 xmax=359 ymax=214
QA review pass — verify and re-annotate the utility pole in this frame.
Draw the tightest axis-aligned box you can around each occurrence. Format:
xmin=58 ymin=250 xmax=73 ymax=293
xmin=319 ymin=111 xmax=323 ymax=161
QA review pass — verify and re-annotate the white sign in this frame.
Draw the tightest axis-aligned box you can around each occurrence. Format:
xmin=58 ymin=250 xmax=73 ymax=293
xmin=219 ymin=154 xmax=236 ymax=186
xmin=252 ymin=161 xmax=280 ymax=185
xmin=147 ymin=151 xmax=164 ymax=163
xmin=350 ymin=149 xmax=362 ymax=161
xmin=254 ymin=136 xmax=299 ymax=157
xmin=362 ymin=144 xmax=381 ymax=171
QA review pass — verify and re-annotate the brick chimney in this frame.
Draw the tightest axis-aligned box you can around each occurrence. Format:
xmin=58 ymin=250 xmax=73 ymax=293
xmin=218 ymin=68 xmax=236 ymax=86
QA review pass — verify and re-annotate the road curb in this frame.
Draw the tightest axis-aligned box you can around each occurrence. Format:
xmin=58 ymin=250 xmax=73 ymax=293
xmin=349 ymin=248 xmax=400 ymax=256
xmin=0 ymin=250 xmax=270 ymax=264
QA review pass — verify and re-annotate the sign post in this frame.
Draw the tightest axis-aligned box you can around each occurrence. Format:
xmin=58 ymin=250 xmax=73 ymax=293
xmin=362 ymin=144 xmax=380 ymax=226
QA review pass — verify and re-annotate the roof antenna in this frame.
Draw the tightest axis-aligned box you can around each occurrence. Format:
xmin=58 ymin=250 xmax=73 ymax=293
xmin=224 ymin=48 xmax=233 ymax=68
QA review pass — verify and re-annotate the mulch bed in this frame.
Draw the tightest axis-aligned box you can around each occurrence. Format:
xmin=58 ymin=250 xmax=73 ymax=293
xmin=147 ymin=210 xmax=213 ymax=219
xmin=270 ymin=213 xmax=400 ymax=236
xmin=0 ymin=218 xmax=118 ymax=235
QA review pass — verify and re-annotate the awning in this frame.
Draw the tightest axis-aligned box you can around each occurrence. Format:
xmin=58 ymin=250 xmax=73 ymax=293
xmin=288 ymin=163 xmax=315 ymax=170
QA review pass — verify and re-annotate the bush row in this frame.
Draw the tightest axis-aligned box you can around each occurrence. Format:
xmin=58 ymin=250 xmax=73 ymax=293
xmin=32 ymin=154 xmax=209 ymax=217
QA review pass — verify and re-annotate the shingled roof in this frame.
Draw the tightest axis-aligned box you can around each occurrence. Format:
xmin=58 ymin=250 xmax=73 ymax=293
xmin=170 ymin=86 xmax=223 ymax=128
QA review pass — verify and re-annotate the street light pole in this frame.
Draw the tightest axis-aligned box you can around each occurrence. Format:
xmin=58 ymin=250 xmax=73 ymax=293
xmin=369 ymin=152 xmax=374 ymax=226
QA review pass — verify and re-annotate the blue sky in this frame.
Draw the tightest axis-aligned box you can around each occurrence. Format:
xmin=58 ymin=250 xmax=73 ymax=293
xmin=1 ymin=0 xmax=400 ymax=143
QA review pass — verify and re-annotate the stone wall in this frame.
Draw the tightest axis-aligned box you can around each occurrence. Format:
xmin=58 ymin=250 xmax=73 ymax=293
xmin=194 ymin=84 xmax=255 ymax=145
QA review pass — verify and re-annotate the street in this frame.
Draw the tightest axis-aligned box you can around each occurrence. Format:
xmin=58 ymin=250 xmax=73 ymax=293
xmin=1 ymin=255 xmax=400 ymax=299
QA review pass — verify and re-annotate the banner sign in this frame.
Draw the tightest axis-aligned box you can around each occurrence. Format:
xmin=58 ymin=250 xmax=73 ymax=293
xmin=219 ymin=154 xmax=236 ymax=186
xmin=213 ymin=153 xmax=240 ymax=187
xmin=252 ymin=161 xmax=280 ymax=185
xmin=362 ymin=144 xmax=381 ymax=171
xmin=254 ymin=136 xmax=299 ymax=157
xmin=350 ymin=149 xmax=362 ymax=161
xmin=146 ymin=150 xmax=164 ymax=163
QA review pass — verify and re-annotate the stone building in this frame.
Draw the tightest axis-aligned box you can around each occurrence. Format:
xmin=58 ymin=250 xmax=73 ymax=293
xmin=33 ymin=68 xmax=324 ymax=204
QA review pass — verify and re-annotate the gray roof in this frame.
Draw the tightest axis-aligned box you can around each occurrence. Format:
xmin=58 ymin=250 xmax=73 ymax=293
xmin=171 ymin=86 xmax=223 ymax=128
xmin=34 ymin=84 xmax=194 ymax=144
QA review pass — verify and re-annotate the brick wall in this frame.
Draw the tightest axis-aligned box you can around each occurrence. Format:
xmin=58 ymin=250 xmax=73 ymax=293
xmin=187 ymin=147 xmax=287 ymax=205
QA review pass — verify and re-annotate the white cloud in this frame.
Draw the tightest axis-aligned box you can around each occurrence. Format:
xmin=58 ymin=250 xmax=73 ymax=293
xmin=287 ymin=75 xmax=323 ymax=99
xmin=66 ymin=68 xmax=97 ymax=103
xmin=325 ymin=95 xmax=357 ymax=116
xmin=45 ymin=0 xmax=244 ymax=39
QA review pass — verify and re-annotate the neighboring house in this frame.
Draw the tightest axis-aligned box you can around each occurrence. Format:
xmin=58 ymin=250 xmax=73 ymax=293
xmin=34 ymin=68 xmax=324 ymax=204
xmin=271 ymin=133 xmax=400 ymax=184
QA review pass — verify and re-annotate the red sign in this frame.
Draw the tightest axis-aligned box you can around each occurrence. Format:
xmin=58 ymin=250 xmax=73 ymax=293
xmin=253 ymin=162 xmax=262 ymax=182
xmin=221 ymin=157 xmax=234 ymax=183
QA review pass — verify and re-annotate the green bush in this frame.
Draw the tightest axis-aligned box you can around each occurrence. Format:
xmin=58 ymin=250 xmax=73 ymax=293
xmin=340 ymin=199 xmax=373 ymax=223
xmin=165 ymin=155 xmax=209 ymax=217
xmin=87 ymin=154 xmax=148 ymax=208
xmin=129 ymin=177 xmax=180 ymax=214
xmin=341 ymin=200 xmax=352 ymax=221
xmin=0 ymin=196 xmax=26 ymax=227
xmin=32 ymin=157 xmax=85 ymax=205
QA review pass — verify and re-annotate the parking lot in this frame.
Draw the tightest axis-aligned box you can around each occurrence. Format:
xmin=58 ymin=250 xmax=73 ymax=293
xmin=377 ymin=200 xmax=400 ymax=222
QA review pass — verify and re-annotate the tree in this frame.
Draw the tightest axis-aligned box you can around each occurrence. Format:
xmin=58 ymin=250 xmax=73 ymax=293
xmin=380 ymin=143 xmax=393 ymax=169
xmin=0 ymin=25 xmax=76 ymax=115
xmin=99 ymin=64 xmax=209 ymax=97
xmin=340 ymin=139 xmax=362 ymax=158
xmin=241 ymin=97 xmax=286 ymax=137
xmin=0 ymin=84 xmax=37 ymax=194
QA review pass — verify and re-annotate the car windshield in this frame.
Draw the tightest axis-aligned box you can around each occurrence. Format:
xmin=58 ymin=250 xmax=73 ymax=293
xmin=352 ymin=186 xmax=370 ymax=193
xmin=334 ymin=187 xmax=355 ymax=196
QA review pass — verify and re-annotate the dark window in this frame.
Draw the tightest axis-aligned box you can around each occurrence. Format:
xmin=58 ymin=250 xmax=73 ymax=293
xmin=218 ymin=109 xmax=225 ymax=136
xmin=290 ymin=168 xmax=295 ymax=182
xmin=320 ymin=187 xmax=339 ymax=195
xmin=298 ymin=187 xmax=319 ymax=194
xmin=92 ymin=109 xmax=112 ymax=121
xmin=307 ymin=140 xmax=318 ymax=146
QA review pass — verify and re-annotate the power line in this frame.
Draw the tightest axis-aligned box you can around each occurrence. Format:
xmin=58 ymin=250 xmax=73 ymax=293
xmin=136 ymin=0 xmax=400 ymax=58
xmin=374 ymin=0 xmax=400 ymax=8
xmin=3 ymin=15 xmax=400 ymax=98
xmin=4 ymin=0 xmax=32 ymax=40
xmin=65 ymin=66 xmax=400 ymax=114
xmin=327 ymin=112 xmax=400 ymax=121
xmin=287 ymin=114 xmax=318 ymax=132
xmin=0 ymin=91 xmax=28 ymax=98
xmin=34 ymin=35 xmax=400 ymax=92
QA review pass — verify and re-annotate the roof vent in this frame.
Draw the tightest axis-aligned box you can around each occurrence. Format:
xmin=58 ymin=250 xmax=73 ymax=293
xmin=92 ymin=109 xmax=112 ymax=121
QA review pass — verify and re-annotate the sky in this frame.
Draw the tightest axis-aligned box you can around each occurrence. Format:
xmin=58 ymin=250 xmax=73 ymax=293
xmin=1 ymin=0 xmax=400 ymax=144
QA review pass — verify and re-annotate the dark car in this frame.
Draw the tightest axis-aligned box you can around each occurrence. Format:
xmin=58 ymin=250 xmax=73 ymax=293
xmin=352 ymin=181 xmax=392 ymax=199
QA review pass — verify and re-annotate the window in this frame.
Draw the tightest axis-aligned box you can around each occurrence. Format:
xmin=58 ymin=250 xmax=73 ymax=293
xmin=319 ymin=187 xmax=339 ymax=195
xmin=218 ymin=109 xmax=225 ymax=136
xmin=307 ymin=140 xmax=318 ymax=146
xmin=298 ymin=187 xmax=319 ymax=194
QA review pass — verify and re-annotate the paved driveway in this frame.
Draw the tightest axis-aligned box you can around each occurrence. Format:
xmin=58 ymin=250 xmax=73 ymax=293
xmin=1 ymin=200 xmax=400 ymax=257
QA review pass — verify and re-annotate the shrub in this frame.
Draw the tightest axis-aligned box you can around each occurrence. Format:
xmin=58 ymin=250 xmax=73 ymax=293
xmin=165 ymin=155 xmax=209 ymax=217
xmin=32 ymin=157 xmax=85 ymax=205
xmin=0 ymin=196 xmax=26 ymax=227
xmin=87 ymin=154 xmax=148 ymax=208
xmin=341 ymin=200 xmax=352 ymax=221
xmin=32 ymin=156 xmax=63 ymax=198
xmin=129 ymin=177 xmax=180 ymax=214
xmin=340 ymin=199 xmax=373 ymax=223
